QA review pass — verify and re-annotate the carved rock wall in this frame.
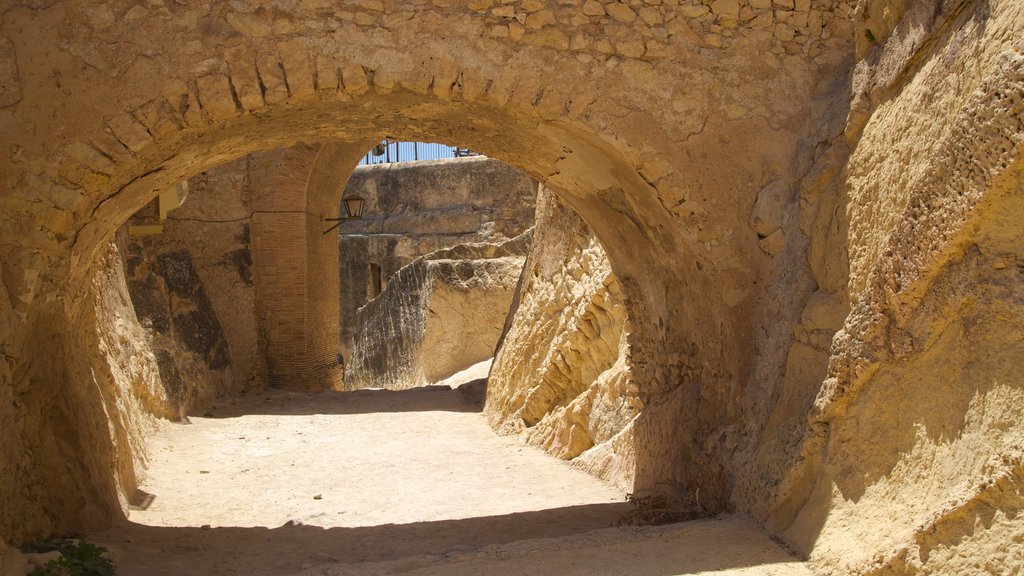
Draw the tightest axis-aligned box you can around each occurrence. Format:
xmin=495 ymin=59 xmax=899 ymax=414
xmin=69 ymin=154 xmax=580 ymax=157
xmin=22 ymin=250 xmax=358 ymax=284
xmin=346 ymin=233 xmax=530 ymax=390
xmin=732 ymin=2 xmax=1024 ymax=574
xmin=486 ymin=188 xmax=639 ymax=490
xmin=0 ymin=242 xmax=175 ymax=542
xmin=338 ymin=157 xmax=537 ymax=360
xmin=122 ymin=159 xmax=264 ymax=415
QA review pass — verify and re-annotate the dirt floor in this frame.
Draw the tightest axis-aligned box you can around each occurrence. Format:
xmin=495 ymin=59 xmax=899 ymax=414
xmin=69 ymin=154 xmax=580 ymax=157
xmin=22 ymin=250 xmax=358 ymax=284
xmin=90 ymin=370 xmax=812 ymax=576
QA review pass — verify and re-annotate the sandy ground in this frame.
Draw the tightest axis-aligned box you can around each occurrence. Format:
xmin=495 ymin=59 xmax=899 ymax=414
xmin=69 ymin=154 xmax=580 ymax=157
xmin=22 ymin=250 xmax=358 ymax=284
xmin=91 ymin=370 xmax=812 ymax=576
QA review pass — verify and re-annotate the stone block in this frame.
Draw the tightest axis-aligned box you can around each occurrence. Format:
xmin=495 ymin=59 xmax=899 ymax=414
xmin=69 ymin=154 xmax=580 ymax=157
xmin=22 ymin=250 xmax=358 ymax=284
xmin=196 ymin=74 xmax=239 ymax=119
xmin=257 ymin=55 xmax=290 ymax=103
xmin=106 ymin=113 xmax=153 ymax=153
xmin=607 ymin=2 xmax=637 ymax=22
xmin=133 ymin=99 xmax=185 ymax=141
xmin=224 ymin=44 xmax=265 ymax=110
xmin=340 ymin=61 xmax=370 ymax=94
xmin=278 ymin=40 xmax=316 ymax=100
xmin=582 ymin=0 xmax=606 ymax=16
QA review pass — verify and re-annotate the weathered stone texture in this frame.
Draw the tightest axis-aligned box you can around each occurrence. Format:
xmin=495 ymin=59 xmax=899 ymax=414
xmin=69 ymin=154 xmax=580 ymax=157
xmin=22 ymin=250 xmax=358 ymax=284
xmin=121 ymin=159 xmax=263 ymax=414
xmin=486 ymin=188 xmax=639 ymax=490
xmin=346 ymin=234 xmax=530 ymax=390
xmin=0 ymin=0 xmax=1021 ymax=574
xmin=0 ymin=242 xmax=172 ymax=542
xmin=734 ymin=2 xmax=1024 ymax=574
xmin=0 ymin=35 xmax=21 ymax=107
xmin=338 ymin=157 xmax=537 ymax=360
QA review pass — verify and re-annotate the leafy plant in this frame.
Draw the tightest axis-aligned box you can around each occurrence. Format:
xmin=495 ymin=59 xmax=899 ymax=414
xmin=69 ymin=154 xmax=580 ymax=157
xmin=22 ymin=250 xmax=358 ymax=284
xmin=21 ymin=539 xmax=115 ymax=576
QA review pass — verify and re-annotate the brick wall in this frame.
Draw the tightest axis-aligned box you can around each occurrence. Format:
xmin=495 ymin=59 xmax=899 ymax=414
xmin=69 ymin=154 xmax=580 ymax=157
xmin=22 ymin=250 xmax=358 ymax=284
xmin=249 ymin=144 xmax=342 ymax=390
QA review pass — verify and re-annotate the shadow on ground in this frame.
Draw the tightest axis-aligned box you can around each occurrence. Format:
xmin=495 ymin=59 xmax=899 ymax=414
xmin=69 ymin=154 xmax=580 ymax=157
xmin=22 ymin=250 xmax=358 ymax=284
xmin=96 ymin=502 xmax=625 ymax=575
xmin=199 ymin=385 xmax=483 ymax=418
xmin=94 ymin=510 xmax=806 ymax=576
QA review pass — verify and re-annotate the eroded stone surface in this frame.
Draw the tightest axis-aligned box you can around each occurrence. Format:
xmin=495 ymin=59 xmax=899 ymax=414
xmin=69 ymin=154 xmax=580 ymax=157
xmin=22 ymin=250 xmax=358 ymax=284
xmin=122 ymin=159 xmax=264 ymax=416
xmin=346 ymin=234 xmax=530 ymax=390
xmin=338 ymin=157 xmax=537 ymax=360
xmin=486 ymin=188 xmax=639 ymax=490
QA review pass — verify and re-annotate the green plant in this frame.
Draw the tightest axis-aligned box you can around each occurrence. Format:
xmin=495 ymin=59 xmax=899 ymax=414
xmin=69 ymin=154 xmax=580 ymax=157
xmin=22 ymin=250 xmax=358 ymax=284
xmin=22 ymin=540 xmax=115 ymax=576
xmin=864 ymin=28 xmax=877 ymax=43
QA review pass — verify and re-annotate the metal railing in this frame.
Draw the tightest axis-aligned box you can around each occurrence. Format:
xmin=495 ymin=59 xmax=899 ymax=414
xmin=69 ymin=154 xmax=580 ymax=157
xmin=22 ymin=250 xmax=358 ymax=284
xmin=359 ymin=140 xmax=479 ymax=165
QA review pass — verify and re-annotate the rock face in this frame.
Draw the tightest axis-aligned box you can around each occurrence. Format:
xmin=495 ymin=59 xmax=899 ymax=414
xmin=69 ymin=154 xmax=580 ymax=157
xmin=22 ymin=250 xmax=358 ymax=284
xmin=740 ymin=3 xmax=1024 ymax=574
xmin=338 ymin=157 xmax=537 ymax=360
xmin=346 ymin=234 xmax=530 ymax=390
xmin=121 ymin=161 xmax=264 ymax=416
xmin=486 ymin=188 xmax=639 ymax=490
xmin=8 ymin=242 xmax=173 ymax=542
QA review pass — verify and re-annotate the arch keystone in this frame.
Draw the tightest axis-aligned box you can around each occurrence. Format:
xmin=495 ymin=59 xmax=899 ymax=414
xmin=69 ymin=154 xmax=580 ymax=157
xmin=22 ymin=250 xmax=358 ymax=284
xmin=399 ymin=67 xmax=433 ymax=96
xmin=106 ymin=114 xmax=154 ymax=154
xmin=314 ymin=54 xmax=341 ymax=92
xmin=340 ymin=61 xmax=370 ymax=94
xmin=196 ymin=73 xmax=241 ymax=119
xmin=482 ymin=69 xmax=513 ymax=107
xmin=427 ymin=58 xmax=459 ymax=101
xmin=371 ymin=64 xmax=397 ymax=94
xmin=277 ymin=39 xmax=316 ymax=100
xmin=535 ymin=86 xmax=569 ymax=121
xmin=224 ymin=44 xmax=266 ymax=111
xmin=457 ymin=68 xmax=489 ymax=102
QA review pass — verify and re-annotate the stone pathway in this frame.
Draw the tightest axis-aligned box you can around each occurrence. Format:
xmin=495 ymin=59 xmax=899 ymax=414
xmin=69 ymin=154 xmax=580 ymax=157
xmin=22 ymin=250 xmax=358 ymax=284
xmin=91 ymin=386 xmax=812 ymax=576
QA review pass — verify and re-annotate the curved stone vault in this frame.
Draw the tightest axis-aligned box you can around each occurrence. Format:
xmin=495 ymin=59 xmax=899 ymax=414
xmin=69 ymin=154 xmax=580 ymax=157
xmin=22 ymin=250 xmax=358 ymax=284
xmin=0 ymin=0 xmax=1021 ymax=574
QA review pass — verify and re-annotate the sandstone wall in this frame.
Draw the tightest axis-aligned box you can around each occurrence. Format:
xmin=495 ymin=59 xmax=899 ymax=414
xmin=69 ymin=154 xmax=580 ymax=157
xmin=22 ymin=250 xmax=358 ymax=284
xmin=486 ymin=188 xmax=639 ymax=491
xmin=803 ymin=3 xmax=1024 ymax=572
xmin=346 ymin=234 xmax=530 ymax=390
xmin=123 ymin=162 xmax=264 ymax=414
xmin=0 ymin=242 xmax=175 ymax=542
xmin=730 ymin=2 xmax=1024 ymax=574
xmin=338 ymin=157 xmax=537 ymax=359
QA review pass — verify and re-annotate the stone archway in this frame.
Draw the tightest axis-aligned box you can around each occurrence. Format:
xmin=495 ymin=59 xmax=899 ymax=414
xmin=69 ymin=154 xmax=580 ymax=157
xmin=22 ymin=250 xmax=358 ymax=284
xmin=0 ymin=0 xmax=852 ymax=543
xmin=3 ymin=2 xmax=1023 ymax=574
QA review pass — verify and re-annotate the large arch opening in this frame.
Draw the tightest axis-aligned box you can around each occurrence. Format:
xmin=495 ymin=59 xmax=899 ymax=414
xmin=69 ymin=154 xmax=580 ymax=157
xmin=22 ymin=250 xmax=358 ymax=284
xmin=44 ymin=83 xmax=741 ymax=527
xmin=6 ymin=72 xmax=755 ymax=560
xmin=47 ymin=100 xmax=735 ymax=570
xmin=1 ymin=0 xmax=848 ymax=567
xmin=5 ymin=1 xmax=1023 ymax=574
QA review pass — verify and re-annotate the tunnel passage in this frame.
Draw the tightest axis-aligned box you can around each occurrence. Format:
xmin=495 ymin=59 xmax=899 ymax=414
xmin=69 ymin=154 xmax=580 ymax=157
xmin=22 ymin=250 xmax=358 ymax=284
xmin=0 ymin=0 xmax=853 ymax=548
xmin=7 ymin=86 xmax=751 ymax=542
xmin=3 ymin=2 xmax=1023 ymax=575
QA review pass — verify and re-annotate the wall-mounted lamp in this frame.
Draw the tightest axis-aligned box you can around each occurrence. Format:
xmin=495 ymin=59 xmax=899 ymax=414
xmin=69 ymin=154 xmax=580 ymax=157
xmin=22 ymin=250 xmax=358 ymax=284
xmin=322 ymin=195 xmax=366 ymax=235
